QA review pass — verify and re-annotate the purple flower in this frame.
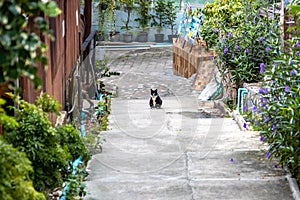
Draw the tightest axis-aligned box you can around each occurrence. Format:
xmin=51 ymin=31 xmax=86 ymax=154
xmin=255 ymin=121 xmax=260 ymax=125
xmin=264 ymin=116 xmax=269 ymax=123
xmin=210 ymin=56 xmax=213 ymax=60
xmin=259 ymin=88 xmax=268 ymax=95
xmin=222 ymin=37 xmax=226 ymax=42
xmin=272 ymin=124 xmax=276 ymax=132
xmin=260 ymin=135 xmax=264 ymax=141
xmin=296 ymin=41 xmax=300 ymax=47
xmin=259 ymin=37 xmax=265 ymax=42
xmin=243 ymin=105 xmax=247 ymax=112
xmin=263 ymin=88 xmax=268 ymax=95
xmin=234 ymin=12 xmax=237 ymax=16
xmin=243 ymin=123 xmax=247 ymax=128
xmin=244 ymin=48 xmax=249 ymax=53
xmin=213 ymin=28 xmax=219 ymax=33
xmin=285 ymin=86 xmax=290 ymax=92
xmin=296 ymin=51 xmax=299 ymax=56
xmin=289 ymin=60 xmax=293 ymax=65
xmin=258 ymin=109 xmax=262 ymax=114
xmin=234 ymin=45 xmax=239 ymax=49
xmin=231 ymin=53 xmax=234 ymax=58
xmin=228 ymin=32 xmax=232 ymax=38
xmin=260 ymin=63 xmax=265 ymax=74
xmin=252 ymin=106 xmax=257 ymax=111
xmin=224 ymin=48 xmax=228 ymax=54
xmin=230 ymin=158 xmax=234 ymax=163
xmin=274 ymin=164 xmax=278 ymax=168
xmin=290 ymin=69 xmax=296 ymax=76
xmin=269 ymin=80 xmax=274 ymax=85
xmin=266 ymin=152 xmax=270 ymax=158
xmin=266 ymin=47 xmax=270 ymax=52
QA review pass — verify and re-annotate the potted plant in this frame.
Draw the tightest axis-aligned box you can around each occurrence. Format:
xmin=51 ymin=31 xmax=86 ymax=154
xmin=151 ymin=0 xmax=166 ymax=42
xmin=165 ymin=0 xmax=178 ymax=43
xmin=98 ymin=0 xmax=119 ymax=41
xmin=119 ymin=0 xmax=135 ymax=42
xmin=135 ymin=0 xmax=151 ymax=42
xmin=98 ymin=0 xmax=109 ymax=41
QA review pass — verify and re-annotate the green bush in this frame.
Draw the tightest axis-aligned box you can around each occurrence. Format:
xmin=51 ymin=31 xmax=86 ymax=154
xmin=56 ymin=124 xmax=91 ymax=163
xmin=214 ymin=0 xmax=280 ymax=89
xmin=3 ymin=94 xmax=91 ymax=198
xmin=255 ymin=38 xmax=300 ymax=180
xmin=0 ymin=138 xmax=45 ymax=200
xmin=199 ymin=0 xmax=242 ymax=49
xmin=3 ymin=97 xmax=69 ymax=192
xmin=246 ymin=3 xmax=300 ymax=181
xmin=35 ymin=92 xmax=61 ymax=115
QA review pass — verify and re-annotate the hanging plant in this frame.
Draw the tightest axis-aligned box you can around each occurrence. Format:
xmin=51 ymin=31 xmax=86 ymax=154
xmin=98 ymin=0 xmax=117 ymax=40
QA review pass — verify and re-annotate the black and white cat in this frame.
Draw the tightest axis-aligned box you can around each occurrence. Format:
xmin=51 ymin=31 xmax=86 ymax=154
xmin=149 ymin=89 xmax=162 ymax=109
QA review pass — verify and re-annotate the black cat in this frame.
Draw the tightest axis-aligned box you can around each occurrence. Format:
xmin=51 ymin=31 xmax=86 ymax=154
xmin=149 ymin=89 xmax=162 ymax=109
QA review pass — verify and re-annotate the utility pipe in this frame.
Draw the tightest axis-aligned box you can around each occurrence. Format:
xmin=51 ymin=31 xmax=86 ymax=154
xmin=236 ymin=88 xmax=248 ymax=113
xmin=241 ymin=90 xmax=248 ymax=114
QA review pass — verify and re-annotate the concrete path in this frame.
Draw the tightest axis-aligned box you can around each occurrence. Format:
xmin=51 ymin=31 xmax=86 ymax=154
xmin=85 ymin=47 xmax=294 ymax=200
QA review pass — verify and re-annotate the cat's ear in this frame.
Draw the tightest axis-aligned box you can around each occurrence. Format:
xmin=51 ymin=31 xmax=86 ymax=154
xmin=150 ymin=89 xmax=153 ymax=92
xmin=155 ymin=89 xmax=157 ymax=92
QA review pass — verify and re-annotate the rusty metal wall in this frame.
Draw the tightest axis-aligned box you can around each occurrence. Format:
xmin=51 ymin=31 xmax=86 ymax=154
xmin=20 ymin=0 xmax=84 ymax=122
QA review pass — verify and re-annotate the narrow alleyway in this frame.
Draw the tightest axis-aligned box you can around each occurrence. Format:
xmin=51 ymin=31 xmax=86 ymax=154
xmin=84 ymin=46 xmax=293 ymax=200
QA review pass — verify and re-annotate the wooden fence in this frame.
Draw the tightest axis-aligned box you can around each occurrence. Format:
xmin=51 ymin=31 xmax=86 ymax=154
xmin=173 ymin=38 xmax=216 ymax=90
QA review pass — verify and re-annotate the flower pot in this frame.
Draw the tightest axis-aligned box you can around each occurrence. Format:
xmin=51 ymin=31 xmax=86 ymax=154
xmin=167 ymin=34 xmax=177 ymax=43
xmin=123 ymin=33 xmax=133 ymax=43
xmin=154 ymin=34 xmax=164 ymax=43
xmin=136 ymin=32 xmax=148 ymax=42
xmin=96 ymin=34 xmax=105 ymax=41
xmin=110 ymin=31 xmax=120 ymax=42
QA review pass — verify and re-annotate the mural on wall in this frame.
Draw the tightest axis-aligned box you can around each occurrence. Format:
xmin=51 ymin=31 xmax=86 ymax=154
xmin=177 ymin=3 xmax=204 ymax=47
xmin=188 ymin=15 xmax=201 ymax=45
xmin=177 ymin=2 xmax=191 ymax=39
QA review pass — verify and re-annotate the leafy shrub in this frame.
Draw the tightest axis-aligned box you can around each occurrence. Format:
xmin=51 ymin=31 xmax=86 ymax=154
xmin=214 ymin=0 xmax=280 ymax=89
xmin=56 ymin=124 xmax=91 ymax=163
xmin=3 ymin=97 xmax=69 ymax=192
xmin=0 ymin=98 xmax=18 ymax=130
xmin=254 ymin=38 xmax=300 ymax=180
xmin=200 ymin=0 xmax=242 ymax=49
xmin=35 ymin=92 xmax=61 ymax=115
xmin=246 ymin=3 xmax=300 ymax=181
xmin=3 ymin=93 xmax=92 ymax=198
xmin=0 ymin=138 xmax=45 ymax=200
